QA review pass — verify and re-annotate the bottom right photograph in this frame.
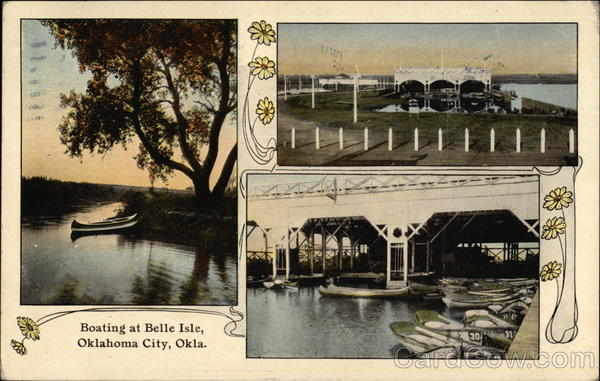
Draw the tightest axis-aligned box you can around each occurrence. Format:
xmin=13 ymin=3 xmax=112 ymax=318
xmin=246 ymin=174 xmax=539 ymax=359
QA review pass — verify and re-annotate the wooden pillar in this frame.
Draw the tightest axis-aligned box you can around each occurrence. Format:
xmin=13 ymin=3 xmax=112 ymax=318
xmin=410 ymin=240 xmax=415 ymax=273
xmin=310 ymin=227 xmax=315 ymax=275
xmin=337 ymin=231 xmax=343 ymax=270
xmin=285 ymin=228 xmax=290 ymax=280
xmin=386 ymin=227 xmax=391 ymax=283
xmin=425 ymin=240 xmax=430 ymax=273
xmin=321 ymin=223 xmax=327 ymax=274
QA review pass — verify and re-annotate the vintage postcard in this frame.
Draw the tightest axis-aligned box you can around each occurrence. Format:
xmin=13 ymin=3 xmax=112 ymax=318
xmin=2 ymin=1 xmax=598 ymax=380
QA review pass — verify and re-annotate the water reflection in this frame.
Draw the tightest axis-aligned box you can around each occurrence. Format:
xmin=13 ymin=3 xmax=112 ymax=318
xmin=22 ymin=202 xmax=236 ymax=305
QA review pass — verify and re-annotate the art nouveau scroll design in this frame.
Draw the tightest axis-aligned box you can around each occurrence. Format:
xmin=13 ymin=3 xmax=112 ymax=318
xmin=242 ymin=20 xmax=277 ymax=166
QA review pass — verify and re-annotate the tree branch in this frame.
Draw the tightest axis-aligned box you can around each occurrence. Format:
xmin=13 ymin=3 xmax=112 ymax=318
xmin=211 ymin=143 xmax=237 ymax=197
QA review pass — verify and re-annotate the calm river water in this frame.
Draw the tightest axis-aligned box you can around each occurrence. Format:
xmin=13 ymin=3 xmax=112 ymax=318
xmin=247 ymin=286 xmax=462 ymax=358
xmin=21 ymin=202 xmax=236 ymax=305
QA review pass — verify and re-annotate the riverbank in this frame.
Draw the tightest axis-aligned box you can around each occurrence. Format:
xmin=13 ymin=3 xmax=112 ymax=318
xmin=119 ymin=191 xmax=236 ymax=250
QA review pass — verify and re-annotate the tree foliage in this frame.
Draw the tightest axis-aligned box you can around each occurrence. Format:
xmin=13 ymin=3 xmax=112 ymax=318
xmin=43 ymin=19 xmax=237 ymax=202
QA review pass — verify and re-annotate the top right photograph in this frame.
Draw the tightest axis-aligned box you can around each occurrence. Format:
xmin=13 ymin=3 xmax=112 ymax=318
xmin=276 ymin=23 xmax=577 ymax=166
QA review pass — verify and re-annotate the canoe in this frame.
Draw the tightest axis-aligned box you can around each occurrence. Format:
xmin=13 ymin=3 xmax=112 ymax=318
xmin=318 ymin=284 xmax=409 ymax=298
xmin=464 ymin=309 xmax=517 ymax=349
xmin=414 ymin=310 xmax=484 ymax=345
xmin=71 ymin=213 xmax=138 ymax=232
xmin=409 ymin=281 xmax=441 ymax=293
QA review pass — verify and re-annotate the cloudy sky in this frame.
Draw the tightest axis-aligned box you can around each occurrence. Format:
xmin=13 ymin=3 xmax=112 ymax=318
xmin=278 ymin=23 xmax=577 ymax=75
xmin=21 ymin=20 xmax=236 ymax=189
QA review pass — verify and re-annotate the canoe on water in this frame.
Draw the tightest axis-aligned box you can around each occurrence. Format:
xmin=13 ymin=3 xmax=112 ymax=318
xmin=318 ymin=284 xmax=409 ymax=298
xmin=71 ymin=213 xmax=138 ymax=232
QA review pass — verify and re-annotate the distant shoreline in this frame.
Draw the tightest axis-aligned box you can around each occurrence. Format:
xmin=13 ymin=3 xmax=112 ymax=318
xmin=492 ymin=74 xmax=577 ymax=84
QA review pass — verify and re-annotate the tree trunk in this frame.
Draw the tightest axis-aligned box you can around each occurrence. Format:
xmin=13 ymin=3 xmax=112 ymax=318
xmin=193 ymin=176 xmax=211 ymax=206
xmin=211 ymin=143 xmax=237 ymax=200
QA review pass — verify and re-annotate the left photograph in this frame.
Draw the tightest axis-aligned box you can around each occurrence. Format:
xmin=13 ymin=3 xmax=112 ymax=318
xmin=21 ymin=19 xmax=238 ymax=305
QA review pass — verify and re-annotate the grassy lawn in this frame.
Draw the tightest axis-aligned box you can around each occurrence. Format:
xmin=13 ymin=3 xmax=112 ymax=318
xmin=277 ymin=91 xmax=577 ymax=166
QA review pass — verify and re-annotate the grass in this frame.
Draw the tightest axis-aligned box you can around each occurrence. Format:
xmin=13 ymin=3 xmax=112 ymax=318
xmin=277 ymin=91 xmax=577 ymax=166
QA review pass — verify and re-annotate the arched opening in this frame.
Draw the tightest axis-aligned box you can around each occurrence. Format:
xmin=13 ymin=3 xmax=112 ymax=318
xmin=429 ymin=80 xmax=457 ymax=112
xmin=397 ymin=80 xmax=425 ymax=110
xmin=459 ymin=80 xmax=485 ymax=94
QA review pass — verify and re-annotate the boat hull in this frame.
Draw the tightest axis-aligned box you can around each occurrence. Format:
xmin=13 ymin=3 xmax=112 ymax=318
xmin=319 ymin=284 xmax=409 ymax=298
xmin=71 ymin=214 xmax=138 ymax=232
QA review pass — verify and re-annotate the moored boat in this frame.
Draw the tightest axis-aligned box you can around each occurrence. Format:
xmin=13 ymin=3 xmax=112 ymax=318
xmin=414 ymin=310 xmax=485 ymax=345
xmin=464 ymin=309 xmax=517 ymax=349
xmin=318 ymin=284 xmax=409 ymax=298
xmin=390 ymin=321 xmax=458 ymax=358
xmin=71 ymin=213 xmax=138 ymax=232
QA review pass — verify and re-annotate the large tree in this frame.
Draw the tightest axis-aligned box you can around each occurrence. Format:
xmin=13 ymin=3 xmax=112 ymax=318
xmin=43 ymin=19 xmax=237 ymax=203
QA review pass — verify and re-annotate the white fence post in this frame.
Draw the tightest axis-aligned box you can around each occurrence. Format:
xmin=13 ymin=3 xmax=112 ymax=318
xmin=465 ymin=128 xmax=469 ymax=152
xmin=388 ymin=128 xmax=393 ymax=151
xmin=315 ymin=127 xmax=320 ymax=150
xmin=490 ymin=128 xmax=495 ymax=152
xmin=438 ymin=128 xmax=443 ymax=151
xmin=364 ymin=127 xmax=369 ymax=150
xmin=516 ymin=128 xmax=521 ymax=153
xmin=284 ymin=75 xmax=287 ymax=101
xmin=569 ymin=128 xmax=575 ymax=153
xmin=414 ymin=127 xmax=419 ymax=151
xmin=339 ymin=127 xmax=344 ymax=150
xmin=291 ymin=127 xmax=295 ymax=149
xmin=540 ymin=128 xmax=546 ymax=153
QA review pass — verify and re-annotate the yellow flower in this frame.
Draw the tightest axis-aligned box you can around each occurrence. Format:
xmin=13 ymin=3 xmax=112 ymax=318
xmin=11 ymin=340 xmax=27 ymax=355
xmin=256 ymin=97 xmax=275 ymax=125
xmin=248 ymin=57 xmax=275 ymax=80
xmin=543 ymin=186 xmax=573 ymax=211
xmin=541 ymin=216 xmax=566 ymax=240
xmin=17 ymin=316 xmax=40 ymax=341
xmin=248 ymin=20 xmax=276 ymax=46
xmin=540 ymin=261 xmax=562 ymax=281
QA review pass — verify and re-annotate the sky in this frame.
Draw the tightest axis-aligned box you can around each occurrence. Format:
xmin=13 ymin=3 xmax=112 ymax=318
xmin=21 ymin=20 xmax=236 ymax=190
xmin=278 ymin=23 xmax=577 ymax=75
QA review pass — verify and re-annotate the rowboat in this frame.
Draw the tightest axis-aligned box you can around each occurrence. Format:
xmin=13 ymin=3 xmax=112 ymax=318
xmin=441 ymin=288 xmax=528 ymax=308
xmin=390 ymin=321 xmax=458 ymax=358
xmin=409 ymin=281 xmax=441 ymax=293
xmin=318 ymin=284 xmax=409 ymax=298
xmin=390 ymin=321 xmax=504 ymax=359
xmin=263 ymin=279 xmax=285 ymax=289
xmin=71 ymin=213 xmax=138 ymax=233
xmin=464 ymin=309 xmax=517 ymax=349
xmin=414 ymin=310 xmax=485 ymax=345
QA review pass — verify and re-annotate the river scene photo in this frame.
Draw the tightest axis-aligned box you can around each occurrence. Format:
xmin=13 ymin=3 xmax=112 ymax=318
xmin=21 ymin=188 xmax=237 ymax=305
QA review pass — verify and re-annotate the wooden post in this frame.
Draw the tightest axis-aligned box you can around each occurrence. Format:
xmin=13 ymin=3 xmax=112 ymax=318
xmin=339 ymin=127 xmax=344 ymax=150
xmin=315 ymin=127 xmax=320 ymax=150
xmin=516 ymin=128 xmax=521 ymax=153
xmin=541 ymin=128 xmax=546 ymax=153
xmin=285 ymin=228 xmax=290 ymax=280
xmin=291 ymin=128 xmax=295 ymax=149
xmin=337 ymin=231 xmax=343 ymax=270
xmin=411 ymin=241 xmax=415 ymax=273
xmin=414 ymin=127 xmax=419 ymax=151
xmin=321 ymin=223 xmax=326 ymax=274
xmin=403 ymin=242 xmax=408 ymax=284
xmin=490 ymin=128 xmax=495 ymax=152
xmin=386 ymin=227 xmax=391 ymax=283
xmin=364 ymin=127 xmax=369 ymax=150
xmin=388 ymin=128 xmax=393 ymax=151
xmin=438 ymin=128 xmax=443 ymax=151
xmin=310 ymin=227 xmax=314 ymax=275
xmin=425 ymin=241 xmax=430 ymax=273
xmin=465 ymin=128 xmax=469 ymax=152
xmin=311 ymin=75 xmax=315 ymax=109
xmin=569 ymin=128 xmax=575 ymax=153
xmin=284 ymin=75 xmax=287 ymax=101
xmin=353 ymin=75 xmax=358 ymax=123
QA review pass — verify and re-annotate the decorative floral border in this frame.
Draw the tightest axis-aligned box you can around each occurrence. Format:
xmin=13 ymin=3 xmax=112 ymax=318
xmin=241 ymin=20 xmax=277 ymax=167
xmin=538 ymin=163 xmax=581 ymax=344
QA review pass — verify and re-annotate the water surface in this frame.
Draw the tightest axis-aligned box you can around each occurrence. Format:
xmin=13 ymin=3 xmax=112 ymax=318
xmin=22 ymin=202 xmax=236 ymax=305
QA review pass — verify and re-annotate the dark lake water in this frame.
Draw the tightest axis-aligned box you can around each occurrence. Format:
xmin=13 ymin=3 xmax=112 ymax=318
xmin=247 ymin=286 xmax=464 ymax=358
xmin=21 ymin=202 xmax=236 ymax=305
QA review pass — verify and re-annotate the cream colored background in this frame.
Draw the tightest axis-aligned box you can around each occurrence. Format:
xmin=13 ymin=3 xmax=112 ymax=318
xmin=2 ymin=1 xmax=598 ymax=380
